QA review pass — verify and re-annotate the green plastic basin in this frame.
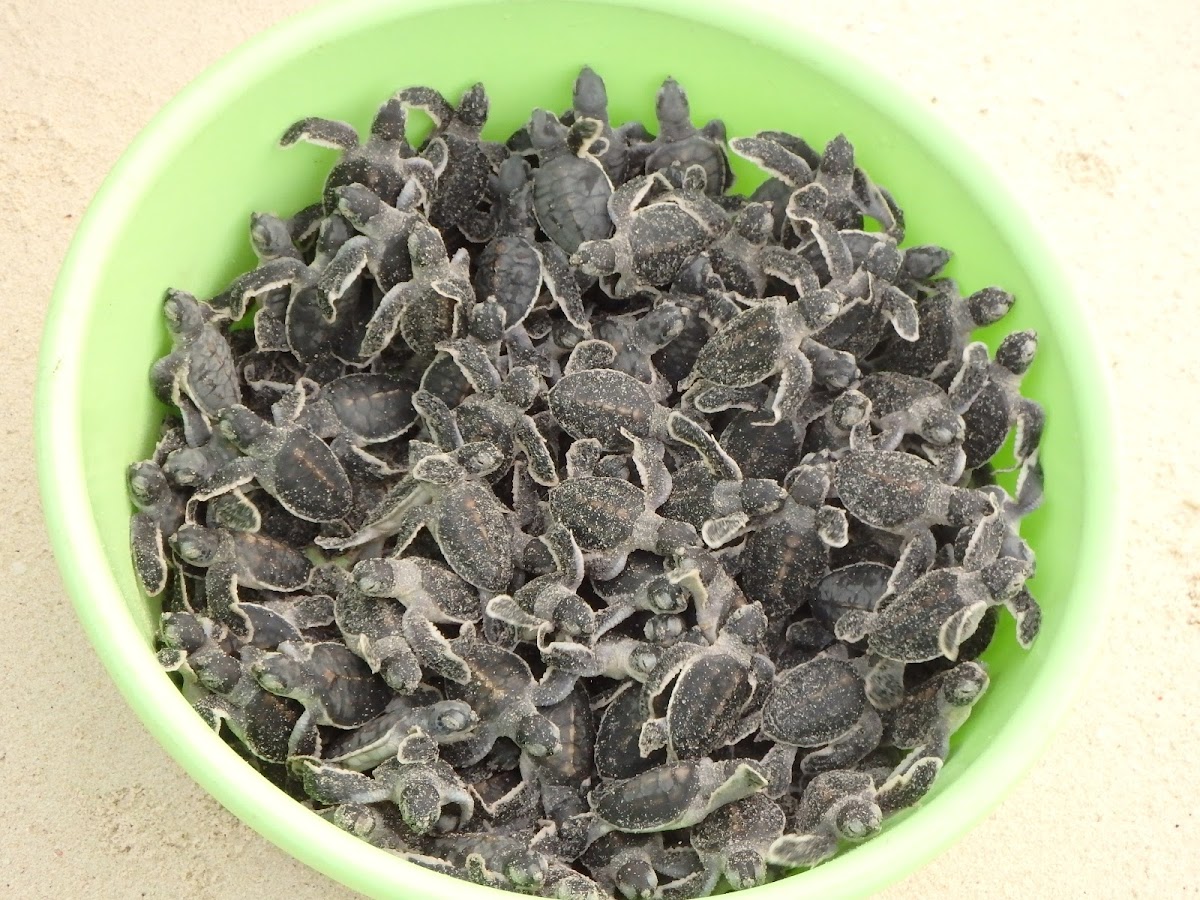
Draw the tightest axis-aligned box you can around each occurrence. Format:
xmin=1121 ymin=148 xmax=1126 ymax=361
xmin=35 ymin=0 xmax=1118 ymax=896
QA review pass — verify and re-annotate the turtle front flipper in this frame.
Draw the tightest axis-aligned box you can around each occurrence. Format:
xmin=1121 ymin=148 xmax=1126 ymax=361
xmin=876 ymin=755 xmax=942 ymax=815
xmin=130 ymin=513 xmax=168 ymax=597
xmin=293 ymin=757 xmax=390 ymax=805
xmin=765 ymin=831 xmax=837 ymax=870
xmin=402 ymin=612 xmax=471 ymax=684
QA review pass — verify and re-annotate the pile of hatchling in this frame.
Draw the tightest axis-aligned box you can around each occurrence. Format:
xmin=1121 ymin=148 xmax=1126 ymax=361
xmin=129 ymin=67 xmax=1047 ymax=898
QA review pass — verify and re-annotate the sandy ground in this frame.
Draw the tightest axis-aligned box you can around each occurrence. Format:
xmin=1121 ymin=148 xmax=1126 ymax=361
xmin=4 ymin=0 xmax=1199 ymax=896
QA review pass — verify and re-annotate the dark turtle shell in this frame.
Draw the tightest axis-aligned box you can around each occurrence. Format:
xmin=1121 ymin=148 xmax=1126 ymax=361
xmin=690 ymin=793 xmax=785 ymax=853
xmin=447 ymin=641 xmax=535 ymax=720
xmin=868 ymin=569 xmax=971 ymax=663
xmin=794 ymin=770 xmax=876 ymax=832
xmin=267 ymin=426 xmax=353 ymax=522
xmin=813 ymin=298 xmax=887 ymax=360
xmin=455 ymin=398 xmax=516 ymax=459
xmin=237 ymin=689 xmax=305 ymax=763
xmin=719 ymin=411 xmax=802 ymax=484
xmin=533 ymin=686 xmax=595 ymax=787
xmin=666 ymin=651 xmax=752 ymax=759
xmin=658 ymin=463 xmax=719 ymax=531
xmin=533 ymin=155 xmax=614 ymax=254
xmin=430 ymin=481 xmax=513 ymax=592
xmin=589 ymin=760 xmax=701 ymax=831
xmin=595 ymin=685 xmax=665 ymax=780
xmin=629 ymin=204 xmax=713 ymax=287
xmin=859 ymin=372 xmax=940 ymax=417
xmin=235 ymin=531 xmax=312 ymax=591
xmin=834 ymin=450 xmax=936 ymax=531
xmin=428 ymin=133 xmax=491 ymax=230
xmin=324 ymin=373 xmax=415 ymax=442
xmin=184 ymin=327 xmax=241 ymax=415
xmin=879 ymin=293 xmax=954 ymax=378
xmin=739 ymin=509 xmax=828 ymax=624
xmin=761 ymin=657 xmax=866 ymax=748
xmin=335 ymin=585 xmax=406 ymax=648
xmin=473 ymin=234 xmax=543 ymax=329
xmin=550 ymin=477 xmax=644 ymax=552
xmin=961 ymin=381 xmax=1013 ymax=470
xmin=693 ymin=304 xmax=784 ymax=387
xmin=549 ymin=370 xmax=657 ymax=450
xmin=811 ymin=562 xmax=892 ymax=631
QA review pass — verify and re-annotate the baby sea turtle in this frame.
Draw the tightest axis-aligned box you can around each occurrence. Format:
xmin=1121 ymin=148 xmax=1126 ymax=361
xmin=756 ymin=654 xmax=882 ymax=795
xmin=738 ymin=465 xmax=849 ymax=629
xmin=878 ymin=281 xmax=1016 ymax=379
xmin=639 ymin=603 xmax=771 ymax=761
xmin=336 ymin=559 xmax=478 ymax=693
xmin=766 ymin=770 xmax=882 ymax=869
xmin=642 ymin=78 xmax=732 ymax=197
xmin=591 ymin=304 xmax=687 ymax=400
xmin=318 ymin=441 xmax=512 ymax=593
xmin=472 ymin=155 xmax=590 ymax=333
xmin=587 ymin=757 xmax=768 ymax=835
xmin=549 ymin=366 xmax=694 ymax=451
xmin=950 ymin=332 xmax=1045 ymax=470
xmin=685 ymin=794 xmax=790 ymax=894
xmin=529 ymin=109 xmax=614 ymax=254
xmin=882 ymin=660 xmax=989 ymax=762
xmin=405 ymin=832 xmax=550 ymax=894
xmin=359 ymin=219 xmax=475 ymax=360
xmin=572 ymin=171 xmax=728 ymax=297
xmin=251 ymin=639 xmax=393 ymax=753
xmin=810 ymin=562 xmax=893 ymax=634
xmin=280 ymin=98 xmax=414 ymax=212
xmin=858 ymin=371 xmax=966 ymax=456
xmin=665 ymin=544 xmax=751 ymax=645
xmin=150 ymin=289 xmax=240 ymax=428
xmin=591 ymin=551 xmax=690 ymax=620
xmin=549 ymin=435 xmax=700 ymax=578
xmin=565 ymin=66 xmax=650 ymax=185
xmin=128 ymin=460 xmax=186 ymax=596
xmin=322 ymin=693 xmax=480 ymax=771
xmin=194 ymin=403 xmax=353 ymax=524
xmin=580 ymin=832 xmax=689 ymax=900
xmin=297 ymin=727 xmax=475 ymax=836
xmin=437 ymin=339 xmax=559 ymax=486
xmin=660 ymin=413 xmax=787 ymax=547
xmin=717 ymin=409 xmax=803 ymax=484
xmin=442 ymin=628 xmax=564 ymax=766
xmin=704 ymin=199 xmax=821 ymax=299
xmin=812 ymin=237 xmax=920 ymax=359
xmin=684 ymin=289 xmax=841 ymax=423
xmin=836 ymin=558 xmax=1032 ymax=707
xmin=396 ymin=82 xmax=499 ymax=234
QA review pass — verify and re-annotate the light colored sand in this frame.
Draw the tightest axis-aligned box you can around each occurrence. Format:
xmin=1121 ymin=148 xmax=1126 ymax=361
xmin=3 ymin=0 xmax=1198 ymax=896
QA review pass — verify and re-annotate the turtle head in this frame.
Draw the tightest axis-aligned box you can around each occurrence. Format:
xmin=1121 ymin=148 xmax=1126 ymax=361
xmin=503 ymin=848 xmax=549 ymax=891
xmin=514 ymin=713 xmax=562 ymax=759
xmin=249 ymin=213 xmax=295 ymax=261
xmin=740 ymin=479 xmax=788 ymax=517
xmin=456 ymin=82 xmax=489 ymax=130
xmin=250 ymin=652 xmax=308 ymax=700
xmin=496 ymin=155 xmax=532 ymax=197
xmin=996 ymin=329 xmax=1038 ymax=375
xmin=614 ymin=859 xmax=658 ymax=900
xmin=162 ymin=446 xmax=213 ymax=487
xmin=162 ymin=289 xmax=205 ymax=338
xmin=946 ymin=487 xmax=997 ymax=527
xmin=654 ymin=519 xmax=701 ymax=556
xmin=942 ymin=661 xmax=990 ymax=707
xmin=127 ymin=461 xmax=169 ymax=507
xmin=572 ymin=66 xmax=608 ymax=120
xmin=655 ymin=77 xmax=692 ymax=138
xmin=735 ymin=202 xmax=774 ymax=245
xmin=918 ymin=404 xmax=966 ymax=446
xmin=785 ymin=464 xmax=831 ymax=507
xmin=644 ymin=613 xmax=686 ymax=644
xmin=550 ymin=591 xmax=597 ymax=640
xmin=966 ymin=286 xmax=1015 ymax=327
xmin=821 ymin=134 xmax=856 ymax=180
xmin=571 ymin=240 xmax=618 ymax=277
xmin=979 ymin=557 xmax=1033 ymax=601
xmin=627 ymin=643 xmax=660 ymax=681
xmin=216 ymin=404 xmax=268 ymax=449
xmin=831 ymin=389 xmax=872 ymax=430
xmin=169 ymin=524 xmax=220 ymax=567
xmin=427 ymin=700 xmax=479 ymax=741
xmin=352 ymin=557 xmax=408 ymax=597
xmin=330 ymin=803 xmax=383 ymax=840
xmin=644 ymin=576 xmax=688 ymax=615
xmin=159 ymin=612 xmax=207 ymax=655
xmin=725 ymin=847 xmax=768 ymax=890
xmin=528 ymin=108 xmax=568 ymax=151
xmin=796 ymin=288 xmax=841 ymax=332
xmin=333 ymin=184 xmax=384 ymax=230
xmin=832 ymin=796 xmax=882 ymax=842
xmin=396 ymin=777 xmax=442 ymax=836
xmin=724 ymin=603 xmax=768 ymax=646
xmin=370 ymin=97 xmax=408 ymax=144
